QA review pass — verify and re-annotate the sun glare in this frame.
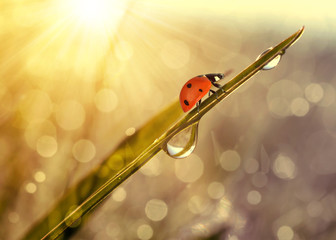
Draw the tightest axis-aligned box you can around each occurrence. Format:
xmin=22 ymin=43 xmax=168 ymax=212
xmin=72 ymin=0 xmax=109 ymax=24
xmin=67 ymin=0 xmax=127 ymax=30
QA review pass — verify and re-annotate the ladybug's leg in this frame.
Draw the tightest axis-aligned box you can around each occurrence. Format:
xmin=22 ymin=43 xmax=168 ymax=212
xmin=209 ymin=89 xmax=219 ymax=99
xmin=196 ymin=99 xmax=202 ymax=113
xmin=211 ymin=82 xmax=223 ymax=89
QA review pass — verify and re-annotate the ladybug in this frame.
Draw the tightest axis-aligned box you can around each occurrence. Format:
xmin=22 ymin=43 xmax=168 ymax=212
xmin=179 ymin=73 xmax=226 ymax=112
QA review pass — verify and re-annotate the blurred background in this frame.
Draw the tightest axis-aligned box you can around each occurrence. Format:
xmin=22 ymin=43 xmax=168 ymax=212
xmin=1 ymin=0 xmax=336 ymax=239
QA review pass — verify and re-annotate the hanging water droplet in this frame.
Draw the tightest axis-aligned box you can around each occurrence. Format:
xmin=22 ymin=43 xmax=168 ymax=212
xmin=256 ymin=47 xmax=284 ymax=70
xmin=163 ymin=123 xmax=199 ymax=159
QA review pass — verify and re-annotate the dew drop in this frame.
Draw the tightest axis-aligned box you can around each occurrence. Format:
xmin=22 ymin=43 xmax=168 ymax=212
xmin=256 ymin=47 xmax=283 ymax=70
xmin=163 ymin=123 xmax=198 ymax=159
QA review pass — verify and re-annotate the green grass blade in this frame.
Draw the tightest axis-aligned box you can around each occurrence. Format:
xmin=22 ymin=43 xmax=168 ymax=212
xmin=161 ymin=26 xmax=305 ymax=145
xmin=22 ymin=101 xmax=184 ymax=240
xmin=21 ymin=26 xmax=304 ymax=240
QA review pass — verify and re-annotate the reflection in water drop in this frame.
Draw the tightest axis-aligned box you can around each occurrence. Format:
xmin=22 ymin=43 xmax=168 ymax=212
xmin=164 ymin=123 xmax=198 ymax=159
xmin=256 ymin=48 xmax=283 ymax=70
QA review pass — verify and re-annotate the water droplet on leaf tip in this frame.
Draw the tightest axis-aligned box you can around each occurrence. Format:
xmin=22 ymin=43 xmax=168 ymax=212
xmin=256 ymin=47 xmax=283 ymax=70
xmin=163 ymin=123 xmax=199 ymax=159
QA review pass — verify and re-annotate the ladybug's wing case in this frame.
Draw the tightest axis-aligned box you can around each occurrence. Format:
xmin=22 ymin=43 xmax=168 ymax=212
xmin=179 ymin=77 xmax=212 ymax=112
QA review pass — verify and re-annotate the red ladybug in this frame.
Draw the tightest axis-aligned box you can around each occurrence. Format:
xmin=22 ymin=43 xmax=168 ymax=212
xmin=179 ymin=73 xmax=226 ymax=112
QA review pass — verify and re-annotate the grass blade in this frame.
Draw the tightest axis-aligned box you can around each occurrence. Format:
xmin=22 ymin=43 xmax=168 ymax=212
xmin=21 ymin=26 xmax=304 ymax=240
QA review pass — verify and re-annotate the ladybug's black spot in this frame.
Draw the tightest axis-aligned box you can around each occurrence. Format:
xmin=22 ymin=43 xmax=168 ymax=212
xmin=187 ymin=83 xmax=192 ymax=88
xmin=199 ymin=89 xmax=203 ymax=92
xmin=184 ymin=100 xmax=189 ymax=106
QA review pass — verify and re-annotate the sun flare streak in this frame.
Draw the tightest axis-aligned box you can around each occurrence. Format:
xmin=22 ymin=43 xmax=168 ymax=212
xmin=15 ymin=0 xmax=130 ymax=84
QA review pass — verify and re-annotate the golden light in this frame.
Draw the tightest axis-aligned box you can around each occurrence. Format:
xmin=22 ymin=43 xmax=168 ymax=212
xmin=18 ymin=0 xmax=130 ymax=86
xmin=69 ymin=0 xmax=124 ymax=28
xmin=72 ymin=0 xmax=106 ymax=23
